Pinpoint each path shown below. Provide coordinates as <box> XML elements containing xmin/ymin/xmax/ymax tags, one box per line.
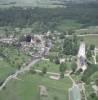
<box><xmin>0</xmin><ymin>58</ymin><xmax>40</xmax><ymax>91</ymax></box>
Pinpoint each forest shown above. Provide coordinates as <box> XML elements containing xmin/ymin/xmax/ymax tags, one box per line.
<box><xmin>0</xmin><ymin>2</ymin><xmax>98</xmax><ymax>32</ymax></box>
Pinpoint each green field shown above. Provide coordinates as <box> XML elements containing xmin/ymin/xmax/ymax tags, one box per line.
<box><xmin>0</xmin><ymin>73</ymin><xmax>72</xmax><ymax>100</ymax></box>
<box><xmin>0</xmin><ymin>46</ymin><xmax>30</xmax><ymax>83</ymax></box>
<box><xmin>0</xmin><ymin>60</ymin><xmax>15</xmax><ymax>81</ymax></box>
<box><xmin>75</xmin><ymin>26</ymin><xmax>98</xmax><ymax>35</ymax></box>
<box><xmin>33</xmin><ymin>60</ymin><xmax>60</xmax><ymax>73</ymax></box>
<box><xmin>81</xmin><ymin>35</ymin><xmax>98</xmax><ymax>48</ymax></box>
<box><xmin>33</xmin><ymin>59</ymin><xmax>73</xmax><ymax>73</ymax></box>
<box><xmin>55</xmin><ymin>20</ymin><xmax>83</xmax><ymax>32</ymax></box>
<box><xmin>96</xmin><ymin>52</ymin><xmax>98</xmax><ymax>62</ymax></box>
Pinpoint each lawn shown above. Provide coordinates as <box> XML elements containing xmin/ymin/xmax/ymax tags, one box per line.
<box><xmin>33</xmin><ymin>58</ymin><xmax>74</xmax><ymax>74</ymax></box>
<box><xmin>33</xmin><ymin>60</ymin><xmax>60</xmax><ymax>73</ymax></box>
<box><xmin>0</xmin><ymin>73</ymin><xmax>72</xmax><ymax>100</ymax></box>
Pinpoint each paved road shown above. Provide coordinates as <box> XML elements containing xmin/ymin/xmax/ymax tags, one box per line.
<box><xmin>0</xmin><ymin>58</ymin><xmax>40</xmax><ymax>91</ymax></box>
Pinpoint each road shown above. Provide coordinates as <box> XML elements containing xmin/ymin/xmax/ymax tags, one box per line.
<box><xmin>0</xmin><ymin>58</ymin><xmax>40</xmax><ymax>91</ymax></box>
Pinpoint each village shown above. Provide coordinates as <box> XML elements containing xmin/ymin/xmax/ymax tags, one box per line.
<box><xmin>0</xmin><ymin>29</ymin><xmax>98</xmax><ymax>100</ymax></box>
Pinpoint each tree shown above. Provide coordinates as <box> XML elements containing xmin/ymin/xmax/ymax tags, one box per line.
<box><xmin>90</xmin><ymin>44</ymin><xmax>95</xmax><ymax>51</ymax></box>
<box><xmin>89</xmin><ymin>93</ymin><xmax>98</xmax><ymax>100</ymax></box>
<box><xmin>71</xmin><ymin>61</ymin><xmax>77</xmax><ymax>72</ymax></box>
<box><xmin>59</xmin><ymin>33</ymin><xmax>65</xmax><ymax>39</ymax></box>
<box><xmin>30</xmin><ymin>69</ymin><xmax>36</xmax><ymax>74</ymax></box>
<box><xmin>86</xmin><ymin>49</ymin><xmax>92</xmax><ymax>59</ymax></box>
<box><xmin>63</xmin><ymin>37</ymin><xmax>72</xmax><ymax>55</ymax></box>
<box><xmin>55</xmin><ymin>57</ymin><xmax>60</xmax><ymax>64</ymax></box>
<box><xmin>59</xmin><ymin>63</ymin><xmax>66</xmax><ymax>73</ymax></box>
<box><xmin>54</xmin><ymin>96</ymin><xmax>59</xmax><ymax>100</ymax></box>
<box><xmin>42</xmin><ymin>67</ymin><xmax>47</xmax><ymax>75</ymax></box>
<box><xmin>95</xmin><ymin>80</ymin><xmax>98</xmax><ymax>86</ymax></box>
<box><xmin>60</xmin><ymin>72</ymin><xmax>64</xmax><ymax>78</ymax></box>
<box><xmin>68</xmin><ymin>29</ymin><xmax>75</xmax><ymax>35</ymax></box>
<box><xmin>63</xmin><ymin>35</ymin><xmax>79</xmax><ymax>56</ymax></box>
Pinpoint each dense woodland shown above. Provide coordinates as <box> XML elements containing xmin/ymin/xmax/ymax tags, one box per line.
<box><xmin>0</xmin><ymin>2</ymin><xmax>98</xmax><ymax>32</ymax></box>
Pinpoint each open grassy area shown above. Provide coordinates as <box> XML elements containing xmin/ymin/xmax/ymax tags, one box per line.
<box><xmin>33</xmin><ymin>60</ymin><xmax>60</xmax><ymax>73</ymax></box>
<box><xmin>0</xmin><ymin>46</ymin><xmax>30</xmax><ymax>83</ymax></box>
<box><xmin>0</xmin><ymin>60</ymin><xmax>16</xmax><ymax>81</ymax></box>
<box><xmin>81</xmin><ymin>35</ymin><xmax>98</xmax><ymax>48</ymax></box>
<box><xmin>96</xmin><ymin>52</ymin><xmax>98</xmax><ymax>63</ymax></box>
<box><xmin>75</xmin><ymin>26</ymin><xmax>98</xmax><ymax>35</ymax></box>
<box><xmin>33</xmin><ymin>58</ymin><xmax>74</xmax><ymax>73</ymax></box>
<box><xmin>55</xmin><ymin>20</ymin><xmax>82</xmax><ymax>32</ymax></box>
<box><xmin>0</xmin><ymin>73</ymin><xmax>72</xmax><ymax>100</ymax></box>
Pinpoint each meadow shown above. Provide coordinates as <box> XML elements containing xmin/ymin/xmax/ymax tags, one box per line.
<box><xmin>0</xmin><ymin>73</ymin><xmax>72</xmax><ymax>100</ymax></box>
<box><xmin>83</xmin><ymin>35</ymin><xmax>98</xmax><ymax>48</ymax></box>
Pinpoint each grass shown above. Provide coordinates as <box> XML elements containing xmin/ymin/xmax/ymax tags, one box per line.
<box><xmin>0</xmin><ymin>60</ymin><xmax>16</xmax><ymax>81</ymax></box>
<box><xmin>33</xmin><ymin>60</ymin><xmax>60</xmax><ymax>73</ymax></box>
<box><xmin>1</xmin><ymin>46</ymin><xmax>30</xmax><ymax>69</ymax></box>
<box><xmin>55</xmin><ymin>20</ymin><xmax>83</xmax><ymax>32</ymax></box>
<box><xmin>75</xmin><ymin>26</ymin><xmax>98</xmax><ymax>35</ymax></box>
<box><xmin>96</xmin><ymin>52</ymin><xmax>98</xmax><ymax>62</ymax></box>
<box><xmin>0</xmin><ymin>73</ymin><xmax>72</xmax><ymax>100</ymax></box>
<box><xmin>0</xmin><ymin>46</ymin><xmax>30</xmax><ymax>82</ymax></box>
<box><xmin>85</xmin><ymin>84</ymin><xmax>94</xmax><ymax>99</ymax></box>
<box><xmin>81</xmin><ymin>35</ymin><xmax>98</xmax><ymax>48</ymax></box>
<box><xmin>33</xmin><ymin>58</ymin><xmax>74</xmax><ymax>73</ymax></box>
